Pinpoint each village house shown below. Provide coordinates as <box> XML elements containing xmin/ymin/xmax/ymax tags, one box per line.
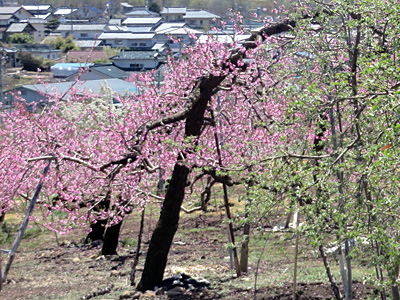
<box><xmin>14</xmin><ymin>44</ymin><xmax>62</xmax><ymax>60</ymax></box>
<box><xmin>27</xmin><ymin>18</ymin><xmax>47</xmax><ymax>42</ymax></box>
<box><xmin>155</xmin><ymin>23</ymin><xmax>201</xmax><ymax>53</ymax></box>
<box><xmin>160</xmin><ymin>7</ymin><xmax>186</xmax><ymax>22</ymax></box>
<box><xmin>122</xmin><ymin>17</ymin><xmax>162</xmax><ymax>29</ymax></box>
<box><xmin>98</xmin><ymin>32</ymin><xmax>156</xmax><ymax>49</ymax></box>
<box><xmin>5</xmin><ymin>22</ymin><xmax>36</xmax><ymax>42</ymax></box>
<box><xmin>22</xmin><ymin>4</ymin><xmax>54</xmax><ymax>16</ymax></box>
<box><xmin>121</xmin><ymin>2</ymin><xmax>134</xmax><ymax>14</ymax></box>
<box><xmin>110</xmin><ymin>50</ymin><xmax>165</xmax><ymax>71</ymax></box>
<box><xmin>56</xmin><ymin>24</ymin><xmax>106</xmax><ymax>40</ymax></box>
<box><xmin>125</xmin><ymin>8</ymin><xmax>160</xmax><ymax>18</ymax></box>
<box><xmin>65</xmin><ymin>64</ymin><xmax>129</xmax><ymax>81</ymax></box>
<box><xmin>183</xmin><ymin>10</ymin><xmax>220</xmax><ymax>29</ymax></box>
<box><xmin>53</xmin><ymin>7</ymin><xmax>77</xmax><ymax>19</ymax></box>
<box><xmin>0</xmin><ymin>7</ymin><xmax>33</xmax><ymax>24</ymax></box>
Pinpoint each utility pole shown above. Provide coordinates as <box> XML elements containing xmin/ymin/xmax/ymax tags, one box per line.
<box><xmin>70</xmin><ymin>5</ymin><xmax>73</xmax><ymax>38</ymax></box>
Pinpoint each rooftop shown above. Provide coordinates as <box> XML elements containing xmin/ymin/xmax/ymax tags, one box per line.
<box><xmin>6</xmin><ymin>22</ymin><xmax>34</xmax><ymax>33</ymax></box>
<box><xmin>0</xmin><ymin>7</ymin><xmax>23</xmax><ymax>15</ymax></box>
<box><xmin>86</xmin><ymin>64</ymin><xmax>128</xmax><ymax>79</ymax></box>
<box><xmin>64</xmin><ymin>50</ymin><xmax>109</xmax><ymax>63</ymax></box>
<box><xmin>125</xmin><ymin>9</ymin><xmax>159</xmax><ymax>17</ymax></box>
<box><xmin>56</xmin><ymin>24</ymin><xmax>106</xmax><ymax>31</ymax></box>
<box><xmin>108</xmin><ymin>18</ymin><xmax>122</xmax><ymax>25</ymax></box>
<box><xmin>74</xmin><ymin>40</ymin><xmax>102</xmax><ymax>48</ymax></box>
<box><xmin>163</xmin><ymin>27</ymin><xmax>202</xmax><ymax>35</ymax></box>
<box><xmin>33</xmin><ymin>13</ymin><xmax>52</xmax><ymax>19</ymax></box>
<box><xmin>184</xmin><ymin>10</ymin><xmax>220</xmax><ymax>19</ymax></box>
<box><xmin>14</xmin><ymin>44</ymin><xmax>60</xmax><ymax>52</ymax></box>
<box><xmin>0</xmin><ymin>15</ymin><xmax>14</xmax><ymax>20</ymax></box>
<box><xmin>155</xmin><ymin>22</ymin><xmax>185</xmax><ymax>33</ymax></box>
<box><xmin>54</xmin><ymin>8</ymin><xmax>78</xmax><ymax>15</ymax></box>
<box><xmin>20</xmin><ymin>78</ymin><xmax>140</xmax><ymax>99</ymax></box>
<box><xmin>122</xmin><ymin>17</ymin><xmax>162</xmax><ymax>25</ymax></box>
<box><xmin>161</xmin><ymin>7</ymin><xmax>187</xmax><ymax>14</ymax></box>
<box><xmin>22</xmin><ymin>5</ymin><xmax>52</xmax><ymax>11</ymax></box>
<box><xmin>127</xmin><ymin>26</ymin><xmax>153</xmax><ymax>33</ymax></box>
<box><xmin>99</xmin><ymin>32</ymin><xmax>155</xmax><ymax>40</ymax></box>
<box><xmin>111</xmin><ymin>50</ymin><xmax>162</xmax><ymax>60</ymax></box>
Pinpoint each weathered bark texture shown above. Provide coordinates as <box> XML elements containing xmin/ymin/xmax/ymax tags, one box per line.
<box><xmin>137</xmin><ymin>75</ymin><xmax>224</xmax><ymax>291</ymax></box>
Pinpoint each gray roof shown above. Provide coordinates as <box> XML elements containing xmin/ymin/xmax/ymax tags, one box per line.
<box><xmin>23</xmin><ymin>5</ymin><xmax>52</xmax><ymax>11</ymax></box>
<box><xmin>56</xmin><ymin>24</ymin><xmax>106</xmax><ymax>31</ymax></box>
<box><xmin>155</xmin><ymin>22</ymin><xmax>185</xmax><ymax>32</ymax></box>
<box><xmin>184</xmin><ymin>10</ymin><xmax>220</xmax><ymax>19</ymax></box>
<box><xmin>28</xmin><ymin>18</ymin><xmax>47</xmax><ymax>24</ymax></box>
<box><xmin>74</xmin><ymin>40</ymin><xmax>102</xmax><ymax>48</ymax></box>
<box><xmin>33</xmin><ymin>13</ymin><xmax>52</xmax><ymax>19</ymax></box>
<box><xmin>108</xmin><ymin>18</ymin><xmax>122</xmax><ymax>25</ymax></box>
<box><xmin>54</xmin><ymin>8</ymin><xmax>77</xmax><ymax>15</ymax></box>
<box><xmin>122</xmin><ymin>17</ymin><xmax>162</xmax><ymax>25</ymax></box>
<box><xmin>87</xmin><ymin>65</ymin><xmax>129</xmax><ymax>78</ymax></box>
<box><xmin>112</xmin><ymin>50</ymin><xmax>160</xmax><ymax>60</ymax></box>
<box><xmin>6</xmin><ymin>22</ymin><xmax>35</xmax><ymax>33</ymax></box>
<box><xmin>121</xmin><ymin>2</ymin><xmax>133</xmax><ymax>8</ymax></box>
<box><xmin>127</xmin><ymin>26</ymin><xmax>153</xmax><ymax>33</ymax></box>
<box><xmin>14</xmin><ymin>43</ymin><xmax>60</xmax><ymax>52</ymax></box>
<box><xmin>20</xmin><ymin>78</ymin><xmax>139</xmax><ymax>99</ymax></box>
<box><xmin>99</xmin><ymin>32</ymin><xmax>155</xmax><ymax>40</ymax></box>
<box><xmin>105</xmin><ymin>25</ymin><xmax>127</xmax><ymax>31</ymax></box>
<box><xmin>161</xmin><ymin>7</ymin><xmax>187</xmax><ymax>14</ymax></box>
<box><xmin>0</xmin><ymin>7</ymin><xmax>22</xmax><ymax>14</ymax></box>
<box><xmin>0</xmin><ymin>15</ymin><xmax>13</xmax><ymax>20</ymax></box>
<box><xmin>125</xmin><ymin>9</ymin><xmax>159</xmax><ymax>17</ymax></box>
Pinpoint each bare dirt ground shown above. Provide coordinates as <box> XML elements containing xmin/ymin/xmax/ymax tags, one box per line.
<box><xmin>0</xmin><ymin>208</ymin><xmax>377</xmax><ymax>300</ymax></box>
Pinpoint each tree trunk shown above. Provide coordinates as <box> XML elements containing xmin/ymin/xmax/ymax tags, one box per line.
<box><xmin>85</xmin><ymin>219</ymin><xmax>107</xmax><ymax>244</ymax></box>
<box><xmin>130</xmin><ymin>206</ymin><xmax>146</xmax><ymax>285</ymax></box>
<box><xmin>319</xmin><ymin>245</ymin><xmax>343</xmax><ymax>300</ymax></box>
<box><xmin>240</xmin><ymin>222</ymin><xmax>250</xmax><ymax>273</ymax></box>
<box><xmin>391</xmin><ymin>265</ymin><xmax>400</xmax><ymax>300</ymax></box>
<box><xmin>102</xmin><ymin>220</ymin><xmax>123</xmax><ymax>255</ymax></box>
<box><xmin>2</xmin><ymin>160</ymin><xmax>51</xmax><ymax>283</ymax></box>
<box><xmin>85</xmin><ymin>196</ymin><xmax>110</xmax><ymax>244</ymax></box>
<box><xmin>137</xmin><ymin>75</ymin><xmax>225</xmax><ymax>291</ymax></box>
<box><xmin>137</xmin><ymin>163</ymin><xmax>190</xmax><ymax>291</ymax></box>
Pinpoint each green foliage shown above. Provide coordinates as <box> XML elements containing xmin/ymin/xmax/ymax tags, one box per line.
<box><xmin>44</xmin><ymin>19</ymin><xmax>60</xmax><ymax>35</ymax></box>
<box><xmin>91</xmin><ymin>46</ymin><xmax>119</xmax><ymax>63</ymax></box>
<box><xmin>9</xmin><ymin>33</ymin><xmax>34</xmax><ymax>44</ymax></box>
<box><xmin>19</xmin><ymin>52</ymin><xmax>54</xmax><ymax>71</ymax></box>
<box><xmin>51</xmin><ymin>35</ymin><xmax>80</xmax><ymax>53</ymax></box>
<box><xmin>148</xmin><ymin>2</ymin><xmax>161</xmax><ymax>14</ymax></box>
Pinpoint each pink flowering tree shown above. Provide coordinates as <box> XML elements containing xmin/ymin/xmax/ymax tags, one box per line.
<box><xmin>2</xmin><ymin>0</ymin><xmax>400</xmax><ymax>297</ymax></box>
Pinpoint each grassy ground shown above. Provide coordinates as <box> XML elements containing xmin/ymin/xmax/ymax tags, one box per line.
<box><xmin>0</xmin><ymin>196</ymin><xmax>378</xmax><ymax>300</ymax></box>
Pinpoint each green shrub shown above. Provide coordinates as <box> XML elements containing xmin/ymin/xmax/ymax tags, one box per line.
<box><xmin>9</xmin><ymin>33</ymin><xmax>34</xmax><ymax>44</ymax></box>
<box><xmin>20</xmin><ymin>52</ymin><xmax>54</xmax><ymax>71</ymax></box>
